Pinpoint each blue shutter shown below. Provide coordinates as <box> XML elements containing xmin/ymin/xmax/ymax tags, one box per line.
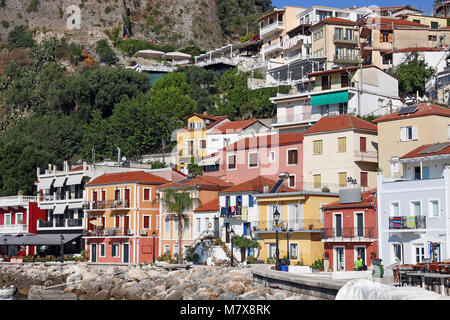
<box><xmin>249</xmin><ymin>195</ymin><xmax>254</xmax><ymax>207</ymax></box>
<box><xmin>243</xmin><ymin>223</ymin><xmax>247</xmax><ymax>235</ymax></box>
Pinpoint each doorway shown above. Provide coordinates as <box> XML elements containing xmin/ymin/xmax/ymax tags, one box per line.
<box><xmin>123</xmin><ymin>243</ymin><xmax>129</xmax><ymax>263</ymax></box>
<box><xmin>91</xmin><ymin>243</ymin><xmax>97</xmax><ymax>263</ymax></box>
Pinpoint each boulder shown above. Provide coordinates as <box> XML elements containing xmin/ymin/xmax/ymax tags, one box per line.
<box><xmin>165</xmin><ymin>289</ymin><xmax>183</xmax><ymax>300</ymax></box>
<box><xmin>218</xmin><ymin>291</ymin><xmax>237</xmax><ymax>300</ymax></box>
<box><xmin>239</xmin><ymin>290</ymin><xmax>267</xmax><ymax>300</ymax></box>
<box><xmin>226</xmin><ymin>281</ymin><xmax>245</xmax><ymax>295</ymax></box>
<box><xmin>125</xmin><ymin>268</ymin><xmax>149</xmax><ymax>282</ymax></box>
<box><xmin>93</xmin><ymin>290</ymin><xmax>111</xmax><ymax>300</ymax></box>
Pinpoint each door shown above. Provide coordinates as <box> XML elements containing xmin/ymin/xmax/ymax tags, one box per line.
<box><xmin>355</xmin><ymin>212</ymin><xmax>364</xmax><ymax>237</ymax></box>
<box><xmin>93</xmin><ymin>191</ymin><xmax>98</xmax><ymax>202</ymax></box>
<box><xmin>225</xmin><ymin>223</ymin><xmax>230</xmax><ymax>243</ymax></box>
<box><xmin>335</xmin><ymin>247</ymin><xmax>345</xmax><ymax>271</ymax></box>
<box><xmin>214</xmin><ymin>217</ymin><xmax>219</xmax><ymax>238</ymax></box>
<box><xmin>124</xmin><ymin>215</ymin><xmax>129</xmax><ymax>235</ymax></box>
<box><xmin>123</xmin><ymin>243</ymin><xmax>129</xmax><ymax>263</ymax></box>
<box><xmin>124</xmin><ymin>189</ymin><xmax>130</xmax><ymax>207</ymax></box>
<box><xmin>91</xmin><ymin>243</ymin><xmax>97</xmax><ymax>263</ymax></box>
<box><xmin>356</xmin><ymin>247</ymin><xmax>366</xmax><ymax>265</ymax></box>
<box><xmin>335</xmin><ymin>214</ymin><xmax>342</xmax><ymax>237</ymax></box>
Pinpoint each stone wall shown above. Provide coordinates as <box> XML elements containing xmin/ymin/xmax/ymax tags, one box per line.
<box><xmin>0</xmin><ymin>262</ymin><xmax>308</xmax><ymax>300</ymax></box>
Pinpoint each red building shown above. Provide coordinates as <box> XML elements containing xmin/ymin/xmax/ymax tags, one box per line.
<box><xmin>322</xmin><ymin>188</ymin><xmax>378</xmax><ymax>271</ymax></box>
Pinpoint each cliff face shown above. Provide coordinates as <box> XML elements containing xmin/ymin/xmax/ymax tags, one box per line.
<box><xmin>0</xmin><ymin>0</ymin><xmax>225</xmax><ymax>50</ymax></box>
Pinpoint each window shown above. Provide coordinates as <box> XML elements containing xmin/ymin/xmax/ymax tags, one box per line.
<box><xmin>431</xmin><ymin>21</ymin><xmax>439</xmax><ymax>29</ymax></box>
<box><xmin>205</xmin><ymin>217</ymin><xmax>210</xmax><ymax>230</ymax></box>
<box><xmin>143</xmin><ymin>188</ymin><xmax>151</xmax><ymax>201</ymax></box>
<box><xmin>429</xmin><ymin>35</ymin><xmax>437</xmax><ymax>41</ymax></box>
<box><xmin>391</xmin><ymin>157</ymin><xmax>400</xmax><ymax>174</ymax></box>
<box><xmin>112</xmin><ymin>244</ymin><xmax>120</xmax><ymax>257</ymax></box>
<box><xmin>313</xmin><ymin>174</ymin><xmax>321</xmax><ymax>189</ymax></box>
<box><xmin>360</xmin><ymin>172</ymin><xmax>368</xmax><ymax>187</ymax></box>
<box><xmin>114</xmin><ymin>189</ymin><xmax>120</xmax><ymax>201</ymax></box>
<box><xmin>164</xmin><ymin>218</ymin><xmax>170</xmax><ymax>233</ymax></box>
<box><xmin>321</xmin><ymin>75</ymin><xmax>330</xmax><ymax>90</ymax></box>
<box><xmin>4</xmin><ymin>214</ymin><xmax>11</xmax><ymax>225</ymax></box>
<box><xmin>115</xmin><ymin>216</ymin><xmax>120</xmax><ymax>228</ymax></box>
<box><xmin>143</xmin><ymin>216</ymin><xmax>150</xmax><ymax>229</ymax></box>
<box><xmin>199</xmin><ymin>139</ymin><xmax>207</xmax><ymax>149</ymax></box>
<box><xmin>289</xmin><ymin>243</ymin><xmax>298</xmax><ymax>260</ymax></box>
<box><xmin>268</xmin><ymin>243</ymin><xmax>277</xmax><ymax>259</ymax></box>
<box><xmin>269</xmin><ymin>151</ymin><xmax>275</xmax><ymax>163</ymax></box>
<box><xmin>196</xmin><ymin>218</ymin><xmax>201</xmax><ymax>233</ymax></box>
<box><xmin>415</xmin><ymin>245</ymin><xmax>425</xmax><ymax>263</ymax></box>
<box><xmin>413</xmin><ymin>19</ymin><xmax>421</xmax><ymax>24</ymax></box>
<box><xmin>338</xmin><ymin>137</ymin><xmax>346</xmax><ymax>153</ymax></box>
<box><xmin>248</xmin><ymin>152</ymin><xmax>259</xmax><ymax>168</ymax></box>
<box><xmin>184</xmin><ymin>218</ymin><xmax>190</xmax><ymax>235</ymax></box>
<box><xmin>391</xmin><ymin>202</ymin><xmax>399</xmax><ymax>217</ymax></box>
<box><xmin>313</xmin><ymin>140</ymin><xmax>323</xmax><ymax>155</ymax></box>
<box><xmin>100</xmin><ymin>243</ymin><xmax>105</xmax><ymax>257</ymax></box>
<box><xmin>400</xmin><ymin>126</ymin><xmax>417</xmax><ymax>141</ymax></box>
<box><xmin>288</xmin><ymin>175</ymin><xmax>296</xmax><ymax>188</ymax></box>
<box><xmin>287</xmin><ymin>149</ymin><xmax>298</xmax><ymax>165</ymax></box>
<box><xmin>338</xmin><ymin>172</ymin><xmax>347</xmax><ymax>187</ymax></box>
<box><xmin>92</xmin><ymin>191</ymin><xmax>98</xmax><ymax>202</ymax></box>
<box><xmin>173</xmin><ymin>219</ymin><xmax>179</xmax><ymax>235</ymax></box>
<box><xmin>101</xmin><ymin>190</ymin><xmax>106</xmax><ymax>201</ymax></box>
<box><xmin>393</xmin><ymin>244</ymin><xmax>402</xmax><ymax>262</ymax></box>
<box><xmin>163</xmin><ymin>244</ymin><xmax>170</xmax><ymax>253</ymax></box>
<box><xmin>227</xmin><ymin>154</ymin><xmax>237</xmax><ymax>170</ymax></box>
<box><xmin>16</xmin><ymin>213</ymin><xmax>23</xmax><ymax>224</ymax></box>
<box><xmin>411</xmin><ymin>201</ymin><xmax>421</xmax><ymax>216</ymax></box>
<box><xmin>341</xmin><ymin>73</ymin><xmax>349</xmax><ymax>87</ymax></box>
<box><xmin>430</xmin><ymin>200</ymin><xmax>439</xmax><ymax>217</ymax></box>
<box><xmin>360</xmin><ymin>137</ymin><xmax>367</xmax><ymax>152</ymax></box>
<box><xmin>339</xmin><ymin>102</ymin><xmax>347</xmax><ymax>114</ymax></box>
<box><xmin>223</xmin><ymin>138</ymin><xmax>231</xmax><ymax>147</ymax></box>
<box><xmin>380</xmin><ymin>32</ymin><xmax>392</xmax><ymax>43</ymax></box>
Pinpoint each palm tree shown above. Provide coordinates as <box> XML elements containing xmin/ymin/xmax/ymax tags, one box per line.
<box><xmin>154</xmin><ymin>188</ymin><xmax>201</xmax><ymax>264</ymax></box>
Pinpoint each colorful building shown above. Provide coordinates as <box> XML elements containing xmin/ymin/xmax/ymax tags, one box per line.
<box><xmin>157</xmin><ymin>175</ymin><xmax>233</xmax><ymax>259</ymax></box>
<box><xmin>176</xmin><ymin>113</ymin><xmax>229</xmax><ymax>174</ymax></box>
<box><xmin>373</xmin><ymin>102</ymin><xmax>450</xmax><ymax>179</ymax></box>
<box><xmin>200</xmin><ymin>132</ymin><xmax>303</xmax><ymax>189</ymax></box>
<box><xmin>322</xmin><ymin>188</ymin><xmax>378</xmax><ymax>271</ymax></box>
<box><xmin>83</xmin><ymin>171</ymin><xmax>169</xmax><ymax>263</ymax></box>
<box><xmin>302</xmin><ymin>114</ymin><xmax>379</xmax><ymax>192</ymax></box>
<box><xmin>254</xmin><ymin>188</ymin><xmax>338</xmax><ymax>266</ymax></box>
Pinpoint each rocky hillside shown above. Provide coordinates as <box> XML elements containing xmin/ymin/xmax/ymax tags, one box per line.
<box><xmin>0</xmin><ymin>0</ymin><xmax>225</xmax><ymax>50</ymax></box>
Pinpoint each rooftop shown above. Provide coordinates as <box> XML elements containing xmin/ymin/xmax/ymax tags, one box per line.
<box><xmin>157</xmin><ymin>175</ymin><xmax>233</xmax><ymax>190</ymax></box>
<box><xmin>400</xmin><ymin>142</ymin><xmax>450</xmax><ymax>160</ymax></box>
<box><xmin>364</xmin><ymin>17</ymin><xmax>428</xmax><ymax>28</ymax></box>
<box><xmin>193</xmin><ymin>197</ymin><xmax>219</xmax><ymax>212</ymax></box>
<box><xmin>372</xmin><ymin>103</ymin><xmax>450</xmax><ymax>123</ymax></box>
<box><xmin>220</xmin><ymin>132</ymin><xmax>303</xmax><ymax>152</ymax></box>
<box><xmin>220</xmin><ymin>176</ymin><xmax>298</xmax><ymax>194</ymax></box>
<box><xmin>303</xmin><ymin>115</ymin><xmax>377</xmax><ymax>135</ymax></box>
<box><xmin>322</xmin><ymin>188</ymin><xmax>376</xmax><ymax>209</ymax></box>
<box><xmin>209</xmin><ymin>119</ymin><xmax>262</xmax><ymax>134</ymax></box>
<box><xmin>87</xmin><ymin>171</ymin><xmax>169</xmax><ymax>186</ymax></box>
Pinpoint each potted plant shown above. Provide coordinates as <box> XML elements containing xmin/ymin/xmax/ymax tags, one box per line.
<box><xmin>308</xmin><ymin>224</ymin><xmax>313</xmax><ymax>230</ymax></box>
<box><xmin>80</xmin><ymin>250</ymin><xmax>86</xmax><ymax>262</ymax></box>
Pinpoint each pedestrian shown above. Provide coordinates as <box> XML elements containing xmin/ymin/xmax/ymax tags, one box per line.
<box><xmin>355</xmin><ymin>255</ymin><xmax>363</xmax><ymax>271</ymax></box>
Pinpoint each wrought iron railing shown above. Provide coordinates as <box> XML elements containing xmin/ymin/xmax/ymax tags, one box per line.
<box><xmin>322</xmin><ymin>227</ymin><xmax>375</xmax><ymax>240</ymax></box>
<box><xmin>83</xmin><ymin>228</ymin><xmax>134</xmax><ymax>237</ymax></box>
<box><xmin>252</xmin><ymin>219</ymin><xmax>322</xmax><ymax>232</ymax></box>
<box><xmin>83</xmin><ymin>200</ymin><xmax>130</xmax><ymax>210</ymax></box>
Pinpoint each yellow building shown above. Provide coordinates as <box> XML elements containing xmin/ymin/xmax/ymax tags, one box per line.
<box><xmin>258</xmin><ymin>6</ymin><xmax>306</xmax><ymax>61</ymax></box>
<box><xmin>176</xmin><ymin>113</ymin><xmax>229</xmax><ymax>174</ymax></box>
<box><xmin>254</xmin><ymin>190</ymin><xmax>338</xmax><ymax>266</ymax></box>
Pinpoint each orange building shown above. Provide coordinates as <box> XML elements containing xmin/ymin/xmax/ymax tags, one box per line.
<box><xmin>83</xmin><ymin>171</ymin><xmax>169</xmax><ymax>263</ymax></box>
<box><xmin>157</xmin><ymin>175</ymin><xmax>233</xmax><ymax>259</ymax></box>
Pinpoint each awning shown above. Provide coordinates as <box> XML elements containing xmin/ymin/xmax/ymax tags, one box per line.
<box><xmin>162</xmin><ymin>51</ymin><xmax>191</xmax><ymax>60</ymax></box>
<box><xmin>134</xmin><ymin>49</ymin><xmax>165</xmax><ymax>59</ymax></box>
<box><xmin>68</xmin><ymin>202</ymin><xmax>83</xmax><ymax>209</ymax></box>
<box><xmin>198</xmin><ymin>157</ymin><xmax>219</xmax><ymax>166</ymax></box>
<box><xmin>310</xmin><ymin>91</ymin><xmax>348</xmax><ymax>106</ymax></box>
<box><xmin>53</xmin><ymin>204</ymin><xmax>67</xmax><ymax>215</ymax></box>
<box><xmin>39</xmin><ymin>178</ymin><xmax>54</xmax><ymax>190</ymax></box>
<box><xmin>39</xmin><ymin>204</ymin><xmax>55</xmax><ymax>210</ymax></box>
<box><xmin>53</xmin><ymin>176</ymin><xmax>67</xmax><ymax>188</ymax></box>
<box><xmin>0</xmin><ymin>233</ymin><xmax>80</xmax><ymax>246</ymax></box>
<box><xmin>66</xmin><ymin>175</ymin><xmax>83</xmax><ymax>186</ymax></box>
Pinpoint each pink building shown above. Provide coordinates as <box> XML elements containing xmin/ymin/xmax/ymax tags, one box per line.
<box><xmin>322</xmin><ymin>188</ymin><xmax>378</xmax><ymax>271</ymax></box>
<box><xmin>200</xmin><ymin>132</ymin><xmax>303</xmax><ymax>189</ymax></box>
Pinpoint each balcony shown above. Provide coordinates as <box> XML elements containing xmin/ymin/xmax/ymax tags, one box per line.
<box><xmin>0</xmin><ymin>195</ymin><xmax>37</xmax><ymax>208</ymax></box>
<box><xmin>333</xmin><ymin>54</ymin><xmax>360</xmax><ymax>65</ymax></box>
<box><xmin>83</xmin><ymin>228</ymin><xmax>134</xmax><ymax>237</ymax></box>
<box><xmin>220</xmin><ymin>206</ymin><xmax>243</xmax><ymax>220</ymax></box>
<box><xmin>389</xmin><ymin>216</ymin><xmax>426</xmax><ymax>231</ymax></box>
<box><xmin>0</xmin><ymin>223</ymin><xmax>28</xmax><ymax>234</ymax></box>
<box><xmin>322</xmin><ymin>227</ymin><xmax>375</xmax><ymax>242</ymax></box>
<box><xmin>83</xmin><ymin>200</ymin><xmax>130</xmax><ymax>211</ymax></box>
<box><xmin>354</xmin><ymin>150</ymin><xmax>378</xmax><ymax>163</ymax></box>
<box><xmin>260</xmin><ymin>20</ymin><xmax>284</xmax><ymax>37</ymax></box>
<box><xmin>275</xmin><ymin>112</ymin><xmax>323</xmax><ymax>126</ymax></box>
<box><xmin>253</xmin><ymin>219</ymin><xmax>322</xmax><ymax>233</ymax></box>
<box><xmin>333</xmin><ymin>34</ymin><xmax>359</xmax><ymax>45</ymax></box>
<box><xmin>284</xmin><ymin>53</ymin><xmax>311</xmax><ymax>64</ymax></box>
<box><xmin>37</xmin><ymin>218</ymin><xmax>83</xmax><ymax>230</ymax></box>
<box><xmin>263</xmin><ymin>42</ymin><xmax>283</xmax><ymax>55</ymax></box>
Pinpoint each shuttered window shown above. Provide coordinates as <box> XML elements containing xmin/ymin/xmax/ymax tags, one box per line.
<box><xmin>143</xmin><ymin>188</ymin><xmax>151</xmax><ymax>201</ymax></box>
<box><xmin>361</xmin><ymin>172</ymin><xmax>368</xmax><ymax>187</ymax></box>
<box><xmin>227</xmin><ymin>154</ymin><xmax>236</xmax><ymax>170</ymax></box>
<box><xmin>143</xmin><ymin>216</ymin><xmax>150</xmax><ymax>229</ymax></box>
<box><xmin>313</xmin><ymin>140</ymin><xmax>323</xmax><ymax>155</ymax></box>
<box><xmin>313</xmin><ymin>174</ymin><xmax>321</xmax><ymax>188</ymax></box>
<box><xmin>338</xmin><ymin>137</ymin><xmax>346</xmax><ymax>153</ymax></box>
<box><xmin>287</xmin><ymin>149</ymin><xmax>298</xmax><ymax>165</ymax></box>
<box><xmin>360</xmin><ymin>137</ymin><xmax>367</xmax><ymax>152</ymax></box>
<box><xmin>338</xmin><ymin>172</ymin><xmax>347</xmax><ymax>187</ymax></box>
<box><xmin>248</xmin><ymin>152</ymin><xmax>259</xmax><ymax>168</ymax></box>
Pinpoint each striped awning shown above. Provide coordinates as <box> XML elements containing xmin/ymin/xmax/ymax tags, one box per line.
<box><xmin>198</xmin><ymin>157</ymin><xmax>219</xmax><ymax>166</ymax></box>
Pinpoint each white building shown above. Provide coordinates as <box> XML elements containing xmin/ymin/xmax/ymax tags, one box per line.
<box><xmin>377</xmin><ymin>142</ymin><xmax>450</xmax><ymax>266</ymax></box>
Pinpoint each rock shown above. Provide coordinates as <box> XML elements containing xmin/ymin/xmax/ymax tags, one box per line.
<box><xmin>165</xmin><ymin>289</ymin><xmax>183</xmax><ymax>300</ymax></box>
<box><xmin>165</xmin><ymin>278</ymin><xmax>180</xmax><ymax>290</ymax></box>
<box><xmin>226</xmin><ymin>281</ymin><xmax>245</xmax><ymax>295</ymax></box>
<box><xmin>269</xmin><ymin>292</ymin><xmax>287</xmax><ymax>300</ymax></box>
<box><xmin>93</xmin><ymin>290</ymin><xmax>110</xmax><ymax>300</ymax></box>
<box><xmin>218</xmin><ymin>291</ymin><xmax>237</xmax><ymax>300</ymax></box>
<box><xmin>239</xmin><ymin>290</ymin><xmax>267</xmax><ymax>300</ymax></box>
<box><xmin>125</xmin><ymin>268</ymin><xmax>149</xmax><ymax>282</ymax></box>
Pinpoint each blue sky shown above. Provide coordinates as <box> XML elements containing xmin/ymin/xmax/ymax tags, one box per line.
<box><xmin>271</xmin><ymin>1</ymin><xmax>435</xmax><ymax>15</ymax></box>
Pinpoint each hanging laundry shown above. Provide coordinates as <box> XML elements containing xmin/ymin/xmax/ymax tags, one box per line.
<box><xmin>241</xmin><ymin>207</ymin><xmax>248</xmax><ymax>222</ymax></box>
<box><xmin>231</xmin><ymin>206</ymin><xmax>235</xmax><ymax>214</ymax></box>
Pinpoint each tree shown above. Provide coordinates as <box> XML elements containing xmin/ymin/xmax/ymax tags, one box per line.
<box><xmin>391</xmin><ymin>53</ymin><xmax>435</xmax><ymax>98</ymax></box>
<box><xmin>95</xmin><ymin>40</ymin><xmax>117</xmax><ymax>65</ymax></box>
<box><xmin>232</xmin><ymin>235</ymin><xmax>260</xmax><ymax>263</ymax></box>
<box><xmin>7</xmin><ymin>26</ymin><xmax>35</xmax><ymax>49</ymax></box>
<box><xmin>153</xmin><ymin>189</ymin><xmax>201</xmax><ymax>263</ymax></box>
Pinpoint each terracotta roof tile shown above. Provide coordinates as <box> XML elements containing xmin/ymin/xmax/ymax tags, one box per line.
<box><xmin>400</xmin><ymin>142</ymin><xmax>450</xmax><ymax>159</ymax></box>
<box><xmin>322</xmin><ymin>188</ymin><xmax>377</xmax><ymax>209</ymax></box>
<box><xmin>303</xmin><ymin>115</ymin><xmax>377</xmax><ymax>135</ymax></box>
<box><xmin>222</xmin><ymin>132</ymin><xmax>303</xmax><ymax>152</ymax></box>
<box><xmin>373</xmin><ymin>103</ymin><xmax>450</xmax><ymax>123</ymax></box>
<box><xmin>158</xmin><ymin>175</ymin><xmax>233</xmax><ymax>190</ymax></box>
<box><xmin>193</xmin><ymin>197</ymin><xmax>220</xmax><ymax>212</ymax></box>
<box><xmin>220</xmin><ymin>176</ymin><xmax>298</xmax><ymax>194</ymax></box>
<box><xmin>87</xmin><ymin>171</ymin><xmax>169</xmax><ymax>186</ymax></box>
<box><xmin>210</xmin><ymin>119</ymin><xmax>260</xmax><ymax>134</ymax></box>
<box><xmin>364</xmin><ymin>17</ymin><xmax>428</xmax><ymax>28</ymax></box>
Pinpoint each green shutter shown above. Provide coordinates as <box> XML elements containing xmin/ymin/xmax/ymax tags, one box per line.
<box><xmin>310</xmin><ymin>91</ymin><xmax>348</xmax><ymax>106</ymax></box>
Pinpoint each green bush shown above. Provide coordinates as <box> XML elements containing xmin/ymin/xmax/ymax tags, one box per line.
<box><xmin>8</xmin><ymin>25</ymin><xmax>35</xmax><ymax>49</ymax></box>
<box><xmin>1</xmin><ymin>20</ymin><xmax>9</xmax><ymax>29</ymax></box>
<box><xmin>26</xmin><ymin>0</ymin><xmax>40</xmax><ymax>12</ymax></box>
<box><xmin>311</xmin><ymin>258</ymin><xmax>324</xmax><ymax>271</ymax></box>
<box><xmin>95</xmin><ymin>39</ymin><xmax>116</xmax><ymax>65</ymax></box>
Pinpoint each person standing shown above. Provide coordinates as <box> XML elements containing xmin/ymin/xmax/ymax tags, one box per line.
<box><xmin>355</xmin><ymin>255</ymin><xmax>363</xmax><ymax>271</ymax></box>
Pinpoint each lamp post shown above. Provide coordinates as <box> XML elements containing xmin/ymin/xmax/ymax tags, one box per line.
<box><xmin>152</xmin><ymin>231</ymin><xmax>156</xmax><ymax>263</ymax></box>
<box><xmin>60</xmin><ymin>234</ymin><xmax>64</xmax><ymax>264</ymax></box>
<box><xmin>273</xmin><ymin>208</ymin><xmax>281</xmax><ymax>271</ymax></box>
<box><xmin>230</xmin><ymin>228</ymin><xmax>235</xmax><ymax>267</ymax></box>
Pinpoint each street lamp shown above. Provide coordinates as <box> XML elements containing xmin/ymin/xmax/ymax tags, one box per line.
<box><xmin>230</xmin><ymin>228</ymin><xmax>235</xmax><ymax>267</ymax></box>
<box><xmin>273</xmin><ymin>207</ymin><xmax>281</xmax><ymax>271</ymax></box>
<box><xmin>152</xmin><ymin>231</ymin><xmax>156</xmax><ymax>263</ymax></box>
<box><xmin>60</xmin><ymin>234</ymin><xmax>65</xmax><ymax>264</ymax></box>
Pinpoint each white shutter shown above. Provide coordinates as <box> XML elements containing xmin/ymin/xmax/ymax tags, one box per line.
<box><xmin>412</xmin><ymin>126</ymin><xmax>418</xmax><ymax>140</ymax></box>
<box><xmin>219</xmin><ymin>196</ymin><xmax>226</xmax><ymax>207</ymax></box>
<box><xmin>230</xmin><ymin>196</ymin><xmax>236</xmax><ymax>206</ymax></box>
<box><xmin>400</xmin><ymin>127</ymin><xmax>407</xmax><ymax>141</ymax></box>
<box><xmin>242</xmin><ymin>195</ymin><xmax>249</xmax><ymax>207</ymax></box>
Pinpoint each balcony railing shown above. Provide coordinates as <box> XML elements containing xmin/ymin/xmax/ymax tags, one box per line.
<box><xmin>389</xmin><ymin>216</ymin><xmax>426</xmax><ymax>230</ymax></box>
<box><xmin>0</xmin><ymin>224</ymin><xmax>28</xmax><ymax>234</ymax></box>
<box><xmin>322</xmin><ymin>227</ymin><xmax>375</xmax><ymax>241</ymax></box>
<box><xmin>83</xmin><ymin>228</ymin><xmax>134</xmax><ymax>237</ymax></box>
<box><xmin>263</xmin><ymin>42</ymin><xmax>283</xmax><ymax>55</ymax></box>
<box><xmin>253</xmin><ymin>219</ymin><xmax>322</xmax><ymax>232</ymax></box>
<box><xmin>333</xmin><ymin>34</ymin><xmax>359</xmax><ymax>44</ymax></box>
<box><xmin>83</xmin><ymin>200</ymin><xmax>130</xmax><ymax>211</ymax></box>
<box><xmin>38</xmin><ymin>218</ymin><xmax>83</xmax><ymax>229</ymax></box>
<box><xmin>353</xmin><ymin>150</ymin><xmax>378</xmax><ymax>162</ymax></box>
<box><xmin>260</xmin><ymin>20</ymin><xmax>284</xmax><ymax>36</ymax></box>
<box><xmin>0</xmin><ymin>195</ymin><xmax>37</xmax><ymax>207</ymax></box>
<box><xmin>333</xmin><ymin>54</ymin><xmax>360</xmax><ymax>64</ymax></box>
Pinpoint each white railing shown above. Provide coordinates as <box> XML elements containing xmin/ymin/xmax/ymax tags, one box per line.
<box><xmin>275</xmin><ymin>112</ymin><xmax>323</xmax><ymax>125</ymax></box>
<box><xmin>263</xmin><ymin>42</ymin><xmax>283</xmax><ymax>55</ymax></box>
<box><xmin>284</xmin><ymin>54</ymin><xmax>311</xmax><ymax>64</ymax></box>
<box><xmin>37</xmin><ymin>218</ymin><xmax>83</xmax><ymax>230</ymax></box>
<box><xmin>133</xmin><ymin>63</ymin><xmax>176</xmax><ymax>73</ymax></box>
<box><xmin>260</xmin><ymin>20</ymin><xmax>284</xmax><ymax>36</ymax></box>
<box><xmin>0</xmin><ymin>224</ymin><xmax>28</xmax><ymax>234</ymax></box>
<box><xmin>0</xmin><ymin>195</ymin><xmax>36</xmax><ymax>207</ymax></box>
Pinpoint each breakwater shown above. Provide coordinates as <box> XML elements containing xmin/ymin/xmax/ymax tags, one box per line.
<box><xmin>0</xmin><ymin>262</ymin><xmax>309</xmax><ymax>300</ymax></box>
